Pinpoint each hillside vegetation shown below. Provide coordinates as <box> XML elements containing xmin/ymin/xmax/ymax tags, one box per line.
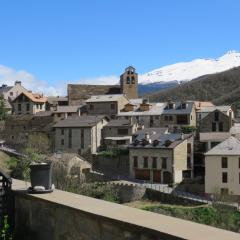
<box><xmin>147</xmin><ymin>66</ymin><xmax>240</xmax><ymax>107</ymax></box>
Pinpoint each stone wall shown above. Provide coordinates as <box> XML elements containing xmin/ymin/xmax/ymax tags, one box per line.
<box><xmin>12</xmin><ymin>179</ymin><xmax>240</xmax><ymax>240</ymax></box>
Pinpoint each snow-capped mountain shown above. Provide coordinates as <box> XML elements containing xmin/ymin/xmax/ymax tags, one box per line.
<box><xmin>139</xmin><ymin>50</ymin><xmax>240</xmax><ymax>85</ymax></box>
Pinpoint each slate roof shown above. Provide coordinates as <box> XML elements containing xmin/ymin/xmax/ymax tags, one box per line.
<box><xmin>118</xmin><ymin>103</ymin><xmax>165</xmax><ymax>116</ymax></box>
<box><xmin>0</xmin><ymin>85</ymin><xmax>12</xmax><ymax>96</ymax></box>
<box><xmin>162</xmin><ymin>101</ymin><xmax>194</xmax><ymax>115</ymax></box>
<box><xmin>105</xmin><ymin>119</ymin><xmax>132</xmax><ymax>127</ymax></box>
<box><xmin>199</xmin><ymin>132</ymin><xmax>231</xmax><ymax>142</ymax></box>
<box><xmin>54</xmin><ymin>105</ymin><xmax>82</xmax><ymax>113</ymax></box>
<box><xmin>205</xmin><ymin>136</ymin><xmax>240</xmax><ymax>156</ymax></box>
<box><xmin>130</xmin><ymin>133</ymin><xmax>192</xmax><ymax>149</ymax></box>
<box><xmin>86</xmin><ymin>94</ymin><xmax>127</xmax><ymax>103</ymax></box>
<box><xmin>47</xmin><ymin>96</ymin><xmax>68</xmax><ymax>104</ymax></box>
<box><xmin>133</xmin><ymin>128</ymin><xmax>168</xmax><ymax>141</ymax></box>
<box><xmin>53</xmin><ymin>115</ymin><xmax>107</xmax><ymax>128</ymax></box>
<box><xmin>197</xmin><ymin>106</ymin><xmax>231</xmax><ymax>113</ymax></box>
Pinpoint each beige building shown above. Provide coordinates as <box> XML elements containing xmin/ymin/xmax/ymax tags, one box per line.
<box><xmin>86</xmin><ymin>94</ymin><xmax>129</xmax><ymax>118</ymax></box>
<box><xmin>52</xmin><ymin>105</ymin><xmax>84</xmax><ymax>122</ymax></box>
<box><xmin>205</xmin><ymin>137</ymin><xmax>240</xmax><ymax>196</ymax></box>
<box><xmin>129</xmin><ymin>133</ymin><xmax>193</xmax><ymax>183</ymax></box>
<box><xmin>11</xmin><ymin>91</ymin><xmax>47</xmax><ymax>115</ymax></box>
<box><xmin>53</xmin><ymin>115</ymin><xmax>108</xmax><ymax>154</ymax></box>
<box><xmin>102</xmin><ymin>119</ymin><xmax>138</xmax><ymax>149</ymax></box>
<box><xmin>118</xmin><ymin>100</ymin><xmax>196</xmax><ymax>130</ymax></box>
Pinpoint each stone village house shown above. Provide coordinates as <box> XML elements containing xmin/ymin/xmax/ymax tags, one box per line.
<box><xmin>11</xmin><ymin>91</ymin><xmax>47</xmax><ymax>115</ymax></box>
<box><xmin>86</xmin><ymin>94</ymin><xmax>129</xmax><ymax>118</ymax></box>
<box><xmin>102</xmin><ymin>119</ymin><xmax>138</xmax><ymax>149</ymax></box>
<box><xmin>205</xmin><ymin>136</ymin><xmax>240</xmax><ymax>198</ymax></box>
<box><xmin>53</xmin><ymin>115</ymin><xmax>108</xmax><ymax>155</ymax></box>
<box><xmin>129</xmin><ymin>132</ymin><xmax>193</xmax><ymax>183</ymax></box>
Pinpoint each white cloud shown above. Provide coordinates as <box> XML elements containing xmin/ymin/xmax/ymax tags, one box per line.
<box><xmin>76</xmin><ymin>75</ymin><xmax>119</xmax><ymax>85</ymax></box>
<box><xmin>0</xmin><ymin>64</ymin><xmax>119</xmax><ymax>96</ymax></box>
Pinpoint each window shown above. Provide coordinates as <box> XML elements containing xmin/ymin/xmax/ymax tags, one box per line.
<box><xmin>177</xmin><ymin>115</ymin><xmax>188</xmax><ymax>124</ymax></box>
<box><xmin>152</xmin><ymin>157</ymin><xmax>157</xmax><ymax>169</ymax></box>
<box><xmin>214</xmin><ymin>112</ymin><xmax>219</xmax><ymax>121</ymax></box>
<box><xmin>187</xmin><ymin>143</ymin><xmax>191</xmax><ymax>154</ymax></box>
<box><xmin>164</xmin><ymin>115</ymin><xmax>168</xmax><ymax>121</ymax></box>
<box><xmin>168</xmin><ymin>103</ymin><xmax>173</xmax><ymax>109</ymax></box>
<box><xmin>169</xmin><ymin>115</ymin><xmax>173</xmax><ymax>121</ymax></box>
<box><xmin>90</xmin><ymin>104</ymin><xmax>94</xmax><ymax>110</ymax></box>
<box><xmin>211</xmin><ymin>142</ymin><xmax>219</xmax><ymax>149</ymax></box>
<box><xmin>40</xmin><ymin>104</ymin><xmax>42</xmax><ymax>110</ymax></box>
<box><xmin>155</xmin><ymin>116</ymin><xmax>159</xmax><ymax>120</ymax></box>
<box><xmin>221</xmin><ymin>157</ymin><xmax>228</xmax><ymax>168</ymax></box>
<box><xmin>57</xmin><ymin>113</ymin><xmax>61</xmax><ymax>117</ymax></box>
<box><xmin>199</xmin><ymin>113</ymin><xmax>201</xmax><ymax>120</ymax></box>
<box><xmin>18</xmin><ymin>103</ymin><xmax>21</xmax><ymax>112</ymax></box>
<box><xmin>26</xmin><ymin>103</ymin><xmax>30</xmax><ymax>112</ymax></box>
<box><xmin>61</xmin><ymin>139</ymin><xmax>64</xmax><ymax>146</ymax></box>
<box><xmin>61</xmin><ymin>129</ymin><xmax>64</xmax><ymax>135</ymax></box>
<box><xmin>162</xmin><ymin>157</ymin><xmax>167</xmax><ymax>169</ymax></box>
<box><xmin>10</xmin><ymin>92</ymin><xmax>13</xmax><ymax>96</ymax></box>
<box><xmin>68</xmin><ymin>113</ymin><xmax>72</xmax><ymax>117</ymax></box>
<box><xmin>219</xmin><ymin>122</ymin><xmax>223</xmax><ymax>132</ymax></box>
<box><xmin>212</xmin><ymin>122</ymin><xmax>216</xmax><ymax>132</ymax></box>
<box><xmin>111</xmin><ymin>103</ymin><xmax>116</xmax><ymax>110</ymax></box>
<box><xmin>131</xmin><ymin>76</ymin><xmax>135</xmax><ymax>84</ymax></box>
<box><xmin>133</xmin><ymin>156</ymin><xmax>138</xmax><ymax>168</ymax></box>
<box><xmin>143</xmin><ymin>157</ymin><xmax>148</xmax><ymax>168</ymax></box>
<box><xmin>222</xmin><ymin>172</ymin><xmax>228</xmax><ymax>183</ymax></box>
<box><xmin>187</xmin><ymin>157</ymin><xmax>191</xmax><ymax>169</ymax></box>
<box><xmin>23</xmin><ymin>126</ymin><xmax>26</xmax><ymax>130</ymax></box>
<box><xmin>181</xmin><ymin>103</ymin><xmax>186</xmax><ymax>109</ymax></box>
<box><xmin>118</xmin><ymin>128</ymin><xmax>128</xmax><ymax>135</ymax></box>
<box><xmin>68</xmin><ymin>129</ymin><xmax>72</xmax><ymax>148</ymax></box>
<box><xmin>81</xmin><ymin>129</ymin><xmax>84</xmax><ymax>148</ymax></box>
<box><xmin>127</xmin><ymin>77</ymin><xmax>130</xmax><ymax>84</ymax></box>
<box><xmin>239</xmin><ymin>158</ymin><xmax>240</xmax><ymax>168</ymax></box>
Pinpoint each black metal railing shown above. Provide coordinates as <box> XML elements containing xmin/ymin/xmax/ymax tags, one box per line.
<box><xmin>0</xmin><ymin>170</ymin><xmax>13</xmax><ymax>230</ymax></box>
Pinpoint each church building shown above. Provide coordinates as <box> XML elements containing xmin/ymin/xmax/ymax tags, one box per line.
<box><xmin>68</xmin><ymin>66</ymin><xmax>138</xmax><ymax>105</ymax></box>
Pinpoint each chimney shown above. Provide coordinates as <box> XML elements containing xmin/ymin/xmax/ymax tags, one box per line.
<box><xmin>15</xmin><ymin>81</ymin><xmax>21</xmax><ymax>86</ymax></box>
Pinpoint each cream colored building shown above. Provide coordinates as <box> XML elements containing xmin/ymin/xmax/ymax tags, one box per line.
<box><xmin>86</xmin><ymin>94</ymin><xmax>129</xmax><ymax>118</ymax></box>
<box><xmin>12</xmin><ymin>91</ymin><xmax>47</xmax><ymax>115</ymax></box>
<box><xmin>205</xmin><ymin>136</ymin><xmax>240</xmax><ymax>196</ymax></box>
<box><xmin>129</xmin><ymin>133</ymin><xmax>193</xmax><ymax>183</ymax></box>
<box><xmin>53</xmin><ymin>115</ymin><xmax>108</xmax><ymax>154</ymax></box>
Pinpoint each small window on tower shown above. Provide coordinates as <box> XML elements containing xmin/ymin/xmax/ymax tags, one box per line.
<box><xmin>131</xmin><ymin>77</ymin><xmax>135</xmax><ymax>84</ymax></box>
<box><xmin>127</xmin><ymin>77</ymin><xmax>130</xmax><ymax>84</ymax></box>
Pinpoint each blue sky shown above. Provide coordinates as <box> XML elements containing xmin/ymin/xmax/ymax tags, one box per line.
<box><xmin>0</xmin><ymin>0</ymin><xmax>239</xmax><ymax>94</ymax></box>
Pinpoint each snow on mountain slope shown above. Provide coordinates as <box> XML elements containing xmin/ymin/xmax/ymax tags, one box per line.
<box><xmin>139</xmin><ymin>50</ymin><xmax>240</xmax><ymax>85</ymax></box>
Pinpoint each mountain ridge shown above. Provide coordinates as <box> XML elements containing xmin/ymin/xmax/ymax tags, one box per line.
<box><xmin>145</xmin><ymin>66</ymin><xmax>240</xmax><ymax>108</ymax></box>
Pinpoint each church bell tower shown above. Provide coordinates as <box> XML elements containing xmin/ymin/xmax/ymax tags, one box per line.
<box><xmin>120</xmin><ymin>66</ymin><xmax>138</xmax><ymax>99</ymax></box>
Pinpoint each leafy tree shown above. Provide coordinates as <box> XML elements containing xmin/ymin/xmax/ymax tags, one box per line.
<box><xmin>0</xmin><ymin>97</ymin><xmax>7</xmax><ymax>121</ymax></box>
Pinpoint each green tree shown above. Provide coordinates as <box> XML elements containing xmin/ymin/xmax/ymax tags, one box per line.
<box><xmin>0</xmin><ymin>97</ymin><xmax>7</xmax><ymax>121</ymax></box>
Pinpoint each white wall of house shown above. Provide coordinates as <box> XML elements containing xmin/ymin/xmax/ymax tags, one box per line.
<box><xmin>205</xmin><ymin>155</ymin><xmax>240</xmax><ymax>196</ymax></box>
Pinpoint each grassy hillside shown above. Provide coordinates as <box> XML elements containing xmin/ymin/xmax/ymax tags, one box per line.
<box><xmin>146</xmin><ymin>66</ymin><xmax>240</xmax><ymax>107</ymax></box>
<box><xmin>0</xmin><ymin>151</ymin><xmax>11</xmax><ymax>174</ymax></box>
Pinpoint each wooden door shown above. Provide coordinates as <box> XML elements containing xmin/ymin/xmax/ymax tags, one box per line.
<box><xmin>153</xmin><ymin>170</ymin><xmax>161</xmax><ymax>183</ymax></box>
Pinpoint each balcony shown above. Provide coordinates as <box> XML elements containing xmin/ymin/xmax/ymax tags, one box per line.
<box><xmin>8</xmin><ymin>179</ymin><xmax>240</xmax><ymax>240</ymax></box>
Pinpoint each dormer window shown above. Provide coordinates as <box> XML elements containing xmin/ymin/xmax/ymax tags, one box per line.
<box><xmin>181</xmin><ymin>103</ymin><xmax>186</xmax><ymax>109</ymax></box>
<box><xmin>168</xmin><ymin>103</ymin><xmax>173</xmax><ymax>109</ymax></box>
